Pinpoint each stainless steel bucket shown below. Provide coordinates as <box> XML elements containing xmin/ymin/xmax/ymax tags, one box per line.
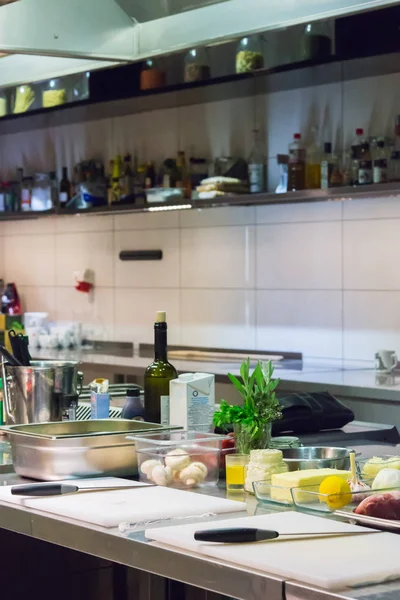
<box><xmin>2</xmin><ymin>360</ymin><xmax>83</xmax><ymax>425</ymax></box>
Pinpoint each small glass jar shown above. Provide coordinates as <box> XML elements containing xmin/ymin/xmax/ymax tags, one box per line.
<box><xmin>0</xmin><ymin>90</ymin><xmax>7</xmax><ymax>118</ymax></box>
<box><xmin>42</xmin><ymin>78</ymin><xmax>67</xmax><ymax>108</ymax></box>
<box><xmin>140</xmin><ymin>59</ymin><xmax>166</xmax><ymax>91</ymax></box>
<box><xmin>236</xmin><ymin>35</ymin><xmax>264</xmax><ymax>73</ymax></box>
<box><xmin>302</xmin><ymin>21</ymin><xmax>332</xmax><ymax>61</ymax></box>
<box><xmin>72</xmin><ymin>71</ymin><xmax>90</xmax><ymax>102</ymax></box>
<box><xmin>184</xmin><ymin>47</ymin><xmax>211</xmax><ymax>83</ymax></box>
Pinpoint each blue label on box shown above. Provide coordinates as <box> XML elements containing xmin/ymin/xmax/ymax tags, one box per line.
<box><xmin>90</xmin><ymin>392</ymin><xmax>110</xmax><ymax>419</ymax></box>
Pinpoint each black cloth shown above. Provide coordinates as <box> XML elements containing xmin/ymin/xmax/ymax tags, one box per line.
<box><xmin>272</xmin><ymin>391</ymin><xmax>354</xmax><ymax>435</ymax></box>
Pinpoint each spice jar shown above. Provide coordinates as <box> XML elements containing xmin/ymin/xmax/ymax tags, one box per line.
<box><xmin>140</xmin><ymin>59</ymin><xmax>166</xmax><ymax>91</ymax></box>
<box><xmin>236</xmin><ymin>35</ymin><xmax>264</xmax><ymax>73</ymax></box>
<box><xmin>184</xmin><ymin>48</ymin><xmax>211</xmax><ymax>83</ymax></box>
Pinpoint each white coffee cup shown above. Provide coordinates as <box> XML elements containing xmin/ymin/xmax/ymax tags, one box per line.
<box><xmin>375</xmin><ymin>350</ymin><xmax>398</xmax><ymax>373</ymax></box>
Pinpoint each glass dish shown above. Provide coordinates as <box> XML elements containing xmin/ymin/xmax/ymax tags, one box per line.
<box><xmin>357</xmin><ymin>455</ymin><xmax>400</xmax><ymax>478</ymax></box>
<box><xmin>136</xmin><ymin>444</ymin><xmax>220</xmax><ymax>488</ymax></box>
<box><xmin>290</xmin><ymin>482</ymin><xmax>396</xmax><ymax>515</ymax></box>
<box><xmin>254</xmin><ymin>476</ymin><xmax>374</xmax><ymax>509</ymax></box>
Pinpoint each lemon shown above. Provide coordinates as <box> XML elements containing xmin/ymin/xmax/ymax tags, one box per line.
<box><xmin>319</xmin><ymin>476</ymin><xmax>352</xmax><ymax>510</ymax></box>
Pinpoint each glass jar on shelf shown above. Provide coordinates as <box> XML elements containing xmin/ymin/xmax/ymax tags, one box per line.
<box><xmin>72</xmin><ymin>71</ymin><xmax>90</xmax><ymax>102</ymax></box>
<box><xmin>0</xmin><ymin>90</ymin><xmax>7</xmax><ymax>118</ymax></box>
<box><xmin>42</xmin><ymin>78</ymin><xmax>67</xmax><ymax>108</ymax></box>
<box><xmin>184</xmin><ymin>47</ymin><xmax>211</xmax><ymax>83</ymax></box>
<box><xmin>140</xmin><ymin>59</ymin><xmax>166</xmax><ymax>91</ymax></box>
<box><xmin>302</xmin><ymin>21</ymin><xmax>332</xmax><ymax>61</ymax></box>
<box><xmin>236</xmin><ymin>35</ymin><xmax>264</xmax><ymax>73</ymax></box>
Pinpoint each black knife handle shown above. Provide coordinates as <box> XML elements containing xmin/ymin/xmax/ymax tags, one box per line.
<box><xmin>194</xmin><ymin>528</ymin><xmax>279</xmax><ymax>543</ymax></box>
<box><xmin>11</xmin><ymin>483</ymin><xmax>79</xmax><ymax>496</ymax></box>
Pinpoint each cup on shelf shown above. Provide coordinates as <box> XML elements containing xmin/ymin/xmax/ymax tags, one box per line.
<box><xmin>375</xmin><ymin>349</ymin><xmax>398</xmax><ymax>373</ymax></box>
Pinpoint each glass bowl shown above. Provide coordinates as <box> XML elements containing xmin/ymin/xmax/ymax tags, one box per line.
<box><xmin>357</xmin><ymin>455</ymin><xmax>400</xmax><ymax>478</ymax></box>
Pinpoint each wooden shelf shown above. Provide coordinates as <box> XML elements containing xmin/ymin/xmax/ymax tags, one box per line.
<box><xmin>0</xmin><ymin>183</ymin><xmax>399</xmax><ymax>221</ymax></box>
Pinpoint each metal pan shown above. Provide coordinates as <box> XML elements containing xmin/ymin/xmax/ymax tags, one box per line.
<box><xmin>1</xmin><ymin>420</ymin><xmax>181</xmax><ymax>481</ymax></box>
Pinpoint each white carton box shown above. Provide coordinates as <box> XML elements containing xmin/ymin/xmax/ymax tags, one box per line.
<box><xmin>169</xmin><ymin>373</ymin><xmax>215</xmax><ymax>432</ymax></box>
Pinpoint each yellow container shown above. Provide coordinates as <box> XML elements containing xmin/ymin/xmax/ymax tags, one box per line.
<box><xmin>226</xmin><ymin>454</ymin><xmax>249</xmax><ymax>492</ymax></box>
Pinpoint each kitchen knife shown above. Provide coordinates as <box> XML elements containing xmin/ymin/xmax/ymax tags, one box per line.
<box><xmin>11</xmin><ymin>483</ymin><xmax>155</xmax><ymax>496</ymax></box>
<box><xmin>194</xmin><ymin>527</ymin><xmax>381</xmax><ymax>543</ymax></box>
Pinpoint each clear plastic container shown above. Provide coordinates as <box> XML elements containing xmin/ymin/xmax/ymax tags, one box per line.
<box><xmin>136</xmin><ymin>444</ymin><xmax>220</xmax><ymax>488</ymax></box>
<box><xmin>184</xmin><ymin>48</ymin><xmax>211</xmax><ymax>83</ymax></box>
<box><xmin>129</xmin><ymin>430</ymin><xmax>226</xmax><ymax>452</ymax></box>
<box><xmin>236</xmin><ymin>35</ymin><xmax>264</xmax><ymax>73</ymax></box>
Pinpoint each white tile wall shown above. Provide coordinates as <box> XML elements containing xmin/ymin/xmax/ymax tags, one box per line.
<box><xmin>1</xmin><ymin>70</ymin><xmax>400</xmax><ymax>359</ymax></box>
<box><xmin>180</xmin><ymin>225</ymin><xmax>256</xmax><ymax>289</ymax></box>
<box><xmin>256</xmin><ymin>221</ymin><xmax>342</xmax><ymax>290</ymax></box>
<box><xmin>256</xmin><ymin>290</ymin><xmax>343</xmax><ymax>358</ymax></box>
<box><xmin>180</xmin><ymin>289</ymin><xmax>256</xmax><ymax>349</ymax></box>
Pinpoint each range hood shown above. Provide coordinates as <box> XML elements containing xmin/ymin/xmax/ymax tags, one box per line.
<box><xmin>0</xmin><ymin>0</ymin><xmax>398</xmax><ymax>88</ymax></box>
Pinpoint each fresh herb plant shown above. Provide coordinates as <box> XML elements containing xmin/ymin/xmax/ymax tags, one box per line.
<box><xmin>213</xmin><ymin>359</ymin><xmax>282</xmax><ymax>452</ymax></box>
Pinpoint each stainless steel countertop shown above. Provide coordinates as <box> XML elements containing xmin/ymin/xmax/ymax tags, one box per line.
<box><xmin>1</xmin><ymin>442</ymin><xmax>400</xmax><ymax>600</ymax></box>
<box><xmin>33</xmin><ymin>349</ymin><xmax>400</xmax><ymax>402</ymax></box>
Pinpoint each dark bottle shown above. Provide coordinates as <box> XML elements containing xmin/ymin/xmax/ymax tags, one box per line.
<box><xmin>121</xmin><ymin>388</ymin><xmax>145</xmax><ymax>420</ymax></box>
<box><xmin>144</xmin><ymin>311</ymin><xmax>177</xmax><ymax>424</ymax></box>
<box><xmin>145</xmin><ymin>161</ymin><xmax>156</xmax><ymax>189</ymax></box>
<box><xmin>59</xmin><ymin>166</ymin><xmax>71</xmax><ymax>207</ymax></box>
<box><xmin>358</xmin><ymin>140</ymin><xmax>372</xmax><ymax>185</ymax></box>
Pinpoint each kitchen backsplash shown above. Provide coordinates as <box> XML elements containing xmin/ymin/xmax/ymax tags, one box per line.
<box><xmin>0</xmin><ymin>194</ymin><xmax>398</xmax><ymax>362</ymax></box>
<box><xmin>0</xmin><ymin>66</ymin><xmax>398</xmax><ymax>361</ymax></box>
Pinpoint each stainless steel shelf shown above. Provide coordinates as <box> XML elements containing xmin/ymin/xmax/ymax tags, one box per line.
<box><xmin>0</xmin><ymin>182</ymin><xmax>399</xmax><ymax>221</ymax></box>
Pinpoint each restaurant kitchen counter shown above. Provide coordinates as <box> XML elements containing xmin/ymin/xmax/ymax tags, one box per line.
<box><xmin>1</xmin><ymin>441</ymin><xmax>400</xmax><ymax>600</ymax></box>
<box><xmin>0</xmin><ymin>446</ymin><xmax>400</xmax><ymax>600</ymax></box>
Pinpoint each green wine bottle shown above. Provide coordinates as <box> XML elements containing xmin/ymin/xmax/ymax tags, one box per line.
<box><xmin>144</xmin><ymin>311</ymin><xmax>177</xmax><ymax>423</ymax></box>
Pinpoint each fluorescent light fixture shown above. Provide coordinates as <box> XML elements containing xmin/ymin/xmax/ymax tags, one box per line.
<box><xmin>147</xmin><ymin>204</ymin><xmax>192</xmax><ymax>212</ymax></box>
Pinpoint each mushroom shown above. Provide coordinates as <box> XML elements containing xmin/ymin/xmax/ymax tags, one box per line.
<box><xmin>151</xmin><ymin>465</ymin><xmax>172</xmax><ymax>486</ymax></box>
<box><xmin>140</xmin><ymin>459</ymin><xmax>162</xmax><ymax>479</ymax></box>
<box><xmin>164</xmin><ymin>448</ymin><xmax>190</xmax><ymax>471</ymax></box>
<box><xmin>191</xmin><ymin>461</ymin><xmax>208</xmax><ymax>479</ymax></box>
<box><xmin>179</xmin><ymin>463</ymin><xmax>207</xmax><ymax>488</ymax></box>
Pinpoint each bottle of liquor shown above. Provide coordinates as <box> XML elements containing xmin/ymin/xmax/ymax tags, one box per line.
<box><xmin>373</xmin><ymin>138</ymin><xmax>388</xmax><ymax>184</ymax></box>
<box><xmin>248</xmin><ymin>129</ymin><xmax>265</xmax><ymax>193</ymax></box>
<box><xmin>320</xmin><ymin>142</ymin><xmax>333</xmax><ymax>189</ymax></box>
<box><xmin>122</xmin><ymin>154</ymin><xmax>134</xmax><ymax>199</ymax></box>
<box><xmin>358</xmin><ymin>139</ymin><xmax>372</xmax><ymax>185</ymax></box>
<box><xmin>144</xmin><ymin>311</ymin><xmax>177</xmax><ymax>424</ymax></box>
<box><xmin>350</xmin><ymin>128</ymin><xmax>364</xmax><ymax>185</ymax></box>
<box><xmin>49</xmin><ymin>171</ymin><xmax>58</xmax><ymax>208</ymax></box>
<box><xmin>59</xmin><ymin>166</ymin><xmax>71</xmax><ymax>207</ymax></box>
<box><xmin>145</xmin><ymin>161</ymin><xmax>156</xmax><ymax>189</ymax></box>
<box><xmin>305</xmin><ymin>127</ymin><xmax>321</xmax><ymax>189</ymax></box>
<box><xmin>176</xmin><ymin>151</ymin><xmax>191</xmax><ymax>199</ymax></box>
<box><xmin>288</xmin><ymin>133</ymin><xmax>306</xmax><ymax>191</ymax></box>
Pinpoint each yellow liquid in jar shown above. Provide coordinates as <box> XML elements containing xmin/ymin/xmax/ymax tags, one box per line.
<box><xmin>226</xmin><ymin>464</ymin><xmax>245</xmax><ymax>485</ymax></box>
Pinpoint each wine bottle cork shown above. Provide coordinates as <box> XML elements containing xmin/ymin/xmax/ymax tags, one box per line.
<box><xmin>155</xmin><ymin>311</ymin><xmax>166</xmax><ymax>323</ymax></box>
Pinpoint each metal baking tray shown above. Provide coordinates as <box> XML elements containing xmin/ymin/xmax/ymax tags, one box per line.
<box><xmin>0</xmin><ymin>420</ymin><xmax>181</xmax><ymax>481</ymax></box>
<box><xmin>335</xmin><ymin>509</ymin><xmax>400</xmax><ymax>533</ymax></box>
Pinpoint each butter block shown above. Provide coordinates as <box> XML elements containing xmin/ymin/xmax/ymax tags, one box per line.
<box><xmin>271</xmin><ymin>468</ymin><xmax>351</xmax><ymax>503</ymax></box>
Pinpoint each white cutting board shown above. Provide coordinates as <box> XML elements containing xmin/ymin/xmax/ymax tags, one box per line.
<box><xmin>146</xmin><ymin>511</ymin><xmax>400</xmax><ymax>590</ymax></box>
<box><xmin>0</xmin><ymin>478</ymin><xmax>246</xmax><ymax>528</ymax></box>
